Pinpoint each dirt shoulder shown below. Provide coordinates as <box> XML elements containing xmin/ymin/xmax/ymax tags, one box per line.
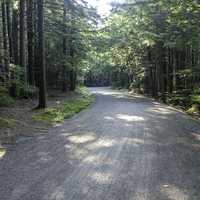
<box><xmin>0</xmin><ymin>88</ymin><xmax>92</xmax><ymax>144</ymax></box>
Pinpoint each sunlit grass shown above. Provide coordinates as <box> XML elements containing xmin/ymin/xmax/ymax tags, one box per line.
<box><xmin>0</xmin><ymin>148</ymin><xmax>6</xmax><ymax>159</ymax></box>
<box><xmin>0</xmin><ymin>117</ymin><xmax>17</xmax><ymax>128</ymax></box>
<box><xmin>32</xmin><ymin>87</ymin><xmax>94</xmax><ymax>124</ymax></box>
<box><xmin>187</xmin><ymin>104</ymin><xmax>199</xmax><ymax>114</ymax></box>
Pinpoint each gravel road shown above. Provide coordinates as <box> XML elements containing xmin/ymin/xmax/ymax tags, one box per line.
<box><xmin>1</xmin><ymin>87</ymin><xmax>200</xmax><ymax>200</ymax></box>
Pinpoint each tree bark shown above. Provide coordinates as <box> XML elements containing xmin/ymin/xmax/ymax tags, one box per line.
<box><xmin>27</xmin><ymin>0</ymin><xmax>35</xmax><ymax>85</ymax></box>
<box><xmin>37</xmin><ymin>0</ymin><xmax>47</xmax><ymax>108</ymax></box>
<box><xmin>12</xmin><ymin>8</ymin><xmax>19</xmax><ymax>65</ymax></box>
<box><xmin>20</xmin><ymin>0</ymin><xmax>27</xmax><ymax>85</ymax></box>
<box><xmin>1</xmin><ymin>0</ymin><xmax>9</xmax><ymax>82</ymax></box>
<box><xmin>172</xmin><ymin>48</ymin><xmax>177</xmax><ymax>92</ymax></box>
<box><xmin>62</xmin><ymin>1</ymin><xmax>68</xmax><ymax>92</ymax></box>
<box><xmin>6</xmin><ymin>0</ymin><xmax>13</xmax><ymax>63</ymax></box>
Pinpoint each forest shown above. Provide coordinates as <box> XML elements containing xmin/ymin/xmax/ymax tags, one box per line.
<box><xmin>1</xmin><ymin>1</ymin><xmax>200</xmax><ymax>198</ymax></box>
<box><xmin>0</xmin><ymin>0</ymin><xmax>200</xmax><ymax>116</ymax></box>
<box><xmin>0</xmin><ymin>0</ymin><xmax>98</xmax><ymax>109</ymax></box>
<box><xmin>85</xmin><ymin>0</ymin><xmax>200</xmax><ymax>115</ymax></box>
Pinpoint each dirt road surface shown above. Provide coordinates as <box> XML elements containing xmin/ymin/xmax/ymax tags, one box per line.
<box><xmin>1</xmin><ymin>87</ymin><xmax>200</xmax><ymax>200</ymax></box>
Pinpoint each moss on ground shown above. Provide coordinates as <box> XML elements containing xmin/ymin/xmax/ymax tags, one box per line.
<box><xmin>0</xmin><ymin>117</ymin><xmax>17</xmax><ymax>128</ymax></box>
<box><xmin>32</xmin><ymin>87</ymin><xmax>94</xmax><ymax>124</ymax></box>
<box><xmin>187</xmin><ymin>104</ymin><xmax>200</xmax><ymax>114</ymax></box>
<box><xmin>0</xmin><ymin>87</ymin><xmax>15</xmax><ymax>107</ymax></box>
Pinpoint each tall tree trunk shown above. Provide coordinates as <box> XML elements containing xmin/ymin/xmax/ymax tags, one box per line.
<box><xmin>6</xmin><ymin>0</ymin><xmax>13</xmax><ymax>63</ymax></box>
<box><xmin>37</xmin><ymin>0</ymin><xmax>47</xmax><ymax>108</ymax></box>
<box><xmin>0</xmin><ymin>23</ymin><xmax>3</xmax><ymax>64</ymax></box>
<box><xmin>27</xmin><ymin>0</ymin><xmax>35</xmax><ymax>85</ymax></box>
<box><xmin>157</xmin><ymin>43</ymin><xmax>165</xmax><ymax>100</ymax></box>
<box><xmin>62</xmin><ymin>2</ymin><xmax>68</xmax><ymax>92</ymax></box>
<box><xmin>172</xmin><ymin>48</ymin><xmax>177</xmax><ymax>92</ymax></box>
<box><xmin>166</xmin><ymin>47</ymin><xmax>170</xmax><ymax>93</ymax></box>
<box><xmin>34</xmin><ymin>0</ymin><xmax>39</xmax><ymax>86</ymax></box>
<box><xmin>1</xmin><ymin>0</ymin><xmax>9</xmax><ymax>84</ymax></box>
<box><xmin>12</xmin><ymin>8</ymin><xmax>19</xmax><ymax>65</ymax></box>
<box><xmin>69</xmin><ymin>16</ymin><xmax>76</xmax><ymax>91</ymax></box>
<box><xmin>20</xmin><ymin>0</ymin><xmax>27</xmax><ymax>85</ymax></box>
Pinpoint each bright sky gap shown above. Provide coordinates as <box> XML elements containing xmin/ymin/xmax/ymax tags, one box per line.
<box><xmin>86</xmin><ymin>0</ymin><xmax>120</xmax><ymax>17</ymax></box>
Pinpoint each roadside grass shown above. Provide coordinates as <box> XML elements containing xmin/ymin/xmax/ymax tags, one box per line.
<box><xmin>0</xmin><ymin>147</ymin><xmax>6</xmax><ymax>159</ymax></box>
<box><xmin>32</xmin><ymin>87</ymin><xmax>94</xmax><ymax>124</ymax></box>
<box><xmin>0</xmin><ymin>117</ymin><xmax>17</xmax><ymax>128</ymax></box>
<box><xmin>0</xmin><ymin>87</ymin><xmax>15</xmax><ymax>107</ymax></box>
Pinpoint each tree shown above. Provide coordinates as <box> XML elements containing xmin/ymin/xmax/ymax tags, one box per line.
<box><xmin>6</xmin><ymin>0</ymin><xmax>13</xmax><ymax>62</ymax></box>
<box><xmin>12</xmin><ymin>6</ymin><xmax>19</xmax><ymax>65</ymax></box>
<box><xmin>1</xmin><ymin>0</ymin><xmax>9</xmax><ymax>83</ymax></box>
<box><xmin>27</xmin><ymin>0</ymin><xmax>35</xmax><ymax>85</ymax></box>
<box><xmin>83</xmin><ymin>0</ymin><xmax>200</xmax><ymax>110</ymax></box>
<box><xmin>19</xmin><ymin>0</ymin><xmax>27</xmax><ymax>86</ymax></box>
<box><xmin>36</xmin><ymin>0</ymin><xmax>47</xmax><ymax>108</ymax></box>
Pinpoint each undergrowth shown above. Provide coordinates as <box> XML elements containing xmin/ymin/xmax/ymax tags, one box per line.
<box><xmin>32</xmin><ymin>87</ymin><xmax>94</xmax><ymax>124</ymax></box>
<box><xmin>0</xmin><ymin>117</ymin><xmax>17</xmax><ymax>128</ymax></box>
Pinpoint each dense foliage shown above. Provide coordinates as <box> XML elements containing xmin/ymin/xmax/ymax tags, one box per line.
<box><xmin>84</xmin><ymin>0</ymin><xmax>200</xmax><ymax>113</ymax></box>
<box><xmin>0</xmin><ymin>0</ymin><xmax>200</xmax><ymax>113</ymax></box>
<box><xmin>0</xmin><ymin>0</ymin><xmax>97</xmax><ymax>108</ymax></box>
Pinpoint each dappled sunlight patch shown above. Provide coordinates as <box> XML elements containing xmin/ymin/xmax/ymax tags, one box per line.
<box><xmin>147</xmin><ymin>107</ymin><xmax>175</xmax><ymax>115</ymax></box>
<box><xmin>112</xmin><ymin>94</ymin><xmax>133</xmax><ymax>99</ymax></box>
<box><xmin>47</xmin><ymin>187</ymin><xmax>65</xmax><ymax>200</ymax></box>
<box><xmin>104</xmin><ymin>116</ymin><xmax>115</xmax><ymax>120</ymax></box>
<box><xmin>73</xmin><ymin>148</ymin><xmax>89</xmax><ymax>158</ymax></box>
<box><xmin>125</xmin><ymin>123</ymin><xmax>132</xmax><ymax>127</ymax></box>
<box><xmin>128</xmin><ymin>138</ymin><xmax>145</xmax><ymax>145</ymax></box>
<box><xmin>116</xmin><ymin>114</ymin><xmax>145</xmax><ymax>122</ymax></box>
<box><xmin>135</xmin><ymin>190</ymin><xmax>148</xmax><ymax>200</ymax></box>
<box><xmin>160</xmin><ymin>184</ymin><xmax>189</xmax><ymax>200</ymax></box>
<box><xmin>152</xmin><ymin>101</ymin><xmax>162</xmax><ymax>106</ymax></box>
<box><xmin>55</xmin><ymin>101</ymin><xmax>61</xmax><ymax>105</ymax></box>
<box><xmin>191</xmin><ymin>133</ymin><xmax>200</xmax><ymax>141</ymax></box>
<box><xmin>64</xmin><ymin>143</ymin><xmax>72</xmax><ymax>149</ymax></box>
<box><xmin>38</xmin><ymin>152</ymin><xmax>53</xmax><ymax>163</ymax></box>
<box><xmin>53</xmin><ymin>123</ymin><xmax>63</xmax><ymax>127</ymax></box>
<box><xmin>65</xmin><ymin>143</ymin><xmax>89</xmax><ymax>159</ymax></box>
<box><xmin>67</xmin><ymin>132</ymin><xmax>97</xmax><ymax>144</ymax></box>
<box><xmin>92</xmin><ymin>90</ymin><xmax>123</xmax><ymax>96</ymax></box>
<box><xmin>90</xmin><ymin>172</ymin><xmax>112</xmax><ymax>184</ymax></box>
<box><xmin>61</xmin><ymin>132</ymin><xmax>73</xmax><ymax>137</ymax></box>
<box><xmin>191</xmin><ymin>143</ymin><xmax>200</xmax><ymax>151</ymax></box>
<box><xmin>128</xmin><ymin>93</ymin><xmax>145</xmax><ymax>99</ymax></box>
<box><xmin>83</xmin><ymin>155</ymin><xmax>102</xmax><ymax>164</ymax></box>
<box><xmin>0</xmin><ymin>147</ymin><xmax>6</xmax><ymax>159</ymax></box>
<box><xmin>86</xmin><ymin>138</ymin><xmax>116</xmax><ymax>150</ymax></box>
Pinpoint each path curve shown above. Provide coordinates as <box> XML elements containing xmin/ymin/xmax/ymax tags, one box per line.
<box><xmin>1</xmin><ymin>87</ymin><xmax>200</xmax><ymax>200</ymax></box>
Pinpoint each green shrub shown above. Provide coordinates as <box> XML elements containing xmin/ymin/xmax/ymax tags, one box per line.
<box><xmin>193</xmin><ymin>88</ymin><xmax>200</xmax><ymax>94</ymax></box>
<box><xmin>167</xmin><ymin>95</ymin><xmax>190</xmax><ymax>107</ymax></box>
<box><xmin>8</xmin><ymin>64</ymin><xmax>38</xmax><ymax>99</ymax></box>
<box><xmin>9</xmin><ymin>82</ymin><xmax>38</xmax><ymax>99</ymax></box>
<box><xmin>191</xmin><ymin>95</ymin><xmax>200</xmax><ymax>104</ymax></box>
<box><xmin>0</xmin><ymin>117</ymin><xmax>16</xmax><ymax>127</ymax></box>
<box><xmin>33</xmin><ymin>87</ymin><xmax>94</xmax><ymax>124</ymax></box>
<box><xmin>187</xmin><ymin>104</ymin><xmax>199</xmax><ymax>114</ymax></box>
<box><xmin>19</xmin><ymin>85</ymin><xmax>38</xmax><ymax>98</ymax></box>
<box><xmin>0</xmin><ymin>86</ymin><xmax>15</xmax><ymax>107</ymax></box>
<box><xmin>0</xmin><ymin>86</ymin><xmax>8</xmax><ymax>94</ymax></box>
<box><xmin>0</xmin><ymin>93</ymin><xmax>15</xmax><ymax>107</ymax></box>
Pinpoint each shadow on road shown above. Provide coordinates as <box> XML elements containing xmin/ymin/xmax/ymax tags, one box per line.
<box><xmin>1</xmin><ymin>88</ymin><xmax>200</xmax><ymax>200</ymax></box>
